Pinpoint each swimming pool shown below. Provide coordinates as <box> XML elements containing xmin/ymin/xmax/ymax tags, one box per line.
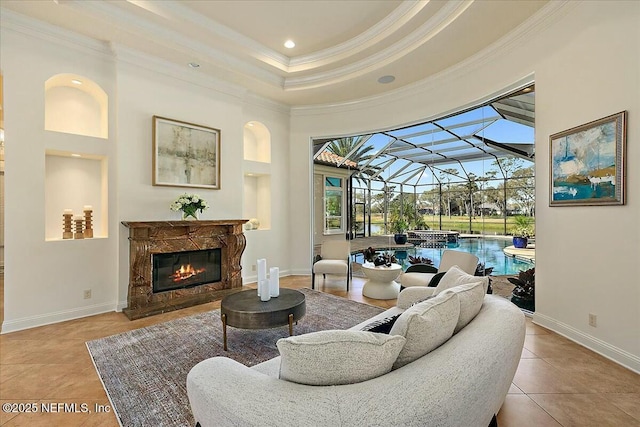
<box><xmin>353</xmin><ymin>237</ymin><xmax>533</xmax><ymax>276</ymax></box>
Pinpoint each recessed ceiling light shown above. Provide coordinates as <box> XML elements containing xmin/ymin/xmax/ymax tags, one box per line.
<box><xmin>71</xmin><ymin>79</ymin><xmax>82</xmax><ymax>85</ymax></box>
<box><xmin>284</xmin><ymin>40</ymin><xmax>296</xmax><ymax>49</ymax></box>
<box><xmin>188</xmin><ymin>62</ymin><xmax>200</xmax><ymax>68</ymax></box>
<box><xmin>377</xmin><ymin>75</ymin><xmax>395</xmax><ymax>84</ymax></box>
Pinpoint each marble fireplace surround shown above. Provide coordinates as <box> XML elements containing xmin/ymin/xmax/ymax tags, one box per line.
<box><xmin>122</xmin><ymin>220</ymin><xmax>248</xmax><ymax>320</ymax></box>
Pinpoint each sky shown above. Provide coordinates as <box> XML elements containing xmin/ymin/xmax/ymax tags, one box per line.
<box><xmin>346</xmin><ymin>104</ymin><xmax>535</xmax><ymax>192</ymax></box>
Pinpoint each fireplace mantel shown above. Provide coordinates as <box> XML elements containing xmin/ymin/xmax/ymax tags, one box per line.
<box><xmin>122</xmin><ymin>219</ymin><xmax>248</xmax><ymax>319</ymax></box>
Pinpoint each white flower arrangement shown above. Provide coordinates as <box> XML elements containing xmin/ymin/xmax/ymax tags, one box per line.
<box><xmin>170</xmin><ymin>193</ymin><xmax>209</xmax><ymax>219</ymax></box>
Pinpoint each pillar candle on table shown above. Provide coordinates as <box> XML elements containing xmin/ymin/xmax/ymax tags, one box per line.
<box><xmin>259</xmin><ymin>279</ymin><xmax>271</xmax><ymax>302</ymax></box>
<box><xmin>269</xmin><ymin>267</ymin><xmax>280</xmax><ymax>297</ymax></box>
<box><xmin>257</xmin><ymin>258</ymin><xmax>267</xmax><ymax>296</ymax></box>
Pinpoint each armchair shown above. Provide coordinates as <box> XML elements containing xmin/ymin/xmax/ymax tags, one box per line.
<box><xmin>312</xmin><ymin>240</ymin><xmax>351</xmax><ymax>291</ymax></box>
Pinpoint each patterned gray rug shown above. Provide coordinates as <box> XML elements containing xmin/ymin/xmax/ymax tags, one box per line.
<box><xmin>86</xmin><ymin>288</ymin><xmax>383</xmax><ymax>427</ymax></box>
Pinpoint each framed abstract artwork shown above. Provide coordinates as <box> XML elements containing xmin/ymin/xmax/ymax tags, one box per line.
<box><xmin>549</xmin><ymin>111</ymin><xmax>626</xmax><ymax>206</ymax></box>
<box><xmin>153</xmin><ymin>116</ymin><xmax>220</xmax><ymax>189</ymax></box>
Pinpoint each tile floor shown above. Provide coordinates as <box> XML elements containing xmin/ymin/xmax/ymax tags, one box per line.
<box><xmin>0</xmin><ymin>275</ymin><xmax>638</xmax><ymax>426</ymax></box>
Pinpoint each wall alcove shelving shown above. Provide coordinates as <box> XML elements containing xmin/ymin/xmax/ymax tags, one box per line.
<box><xmin>243</xmin><ymin>121</ymin><xmax>271</xmax><ymax>230</ymax></box>
<box><xmin>45</xmin><ymin>73</ymin><xmax>108</xmax><ymax>139</ymax></box>
<box><xmin>43</xmin><ymin>74</ymin><xmax>109</xmax><ymax>241</ymax></box>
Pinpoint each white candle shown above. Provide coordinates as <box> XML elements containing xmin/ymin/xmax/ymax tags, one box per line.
<box><xmin>64</xmin><ymin>209</ymin><xmax>73</xmax><ymax>214</ymax></box>
<box><xmin>257</xmin><ymin>259</ymin><xmax>267</xmax><ymax>296</ymax></box>
<box><xmin>269</xmin><ymin>267</ymin><xmax>279</xmax><ymax>297</ymax></box>
<box><xmin>259</xmin><ymin>279</ymin><xmax>271</xmax><ymax>302</ymax></box>
<box><xmin>83</xmin><ymin>205</ymin><xmax>93</xmax><ymax>211</ymax></box>
<box><xmin>74</xmin><ymin>215</ymin><xmax>83</xmax><ymax>221</ymax></box>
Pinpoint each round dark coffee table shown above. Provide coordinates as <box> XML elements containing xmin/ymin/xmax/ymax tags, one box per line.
<box><xmin>220</xmin><ymin>288</ymin><xmax>306</xmax><ymax>351</ymax></box>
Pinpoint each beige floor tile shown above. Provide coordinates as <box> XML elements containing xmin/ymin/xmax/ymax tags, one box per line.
<box><xmin>0</xmin><ymin>364</ymin><xmax>79</xmax><ymax>400</ymax></box>
<box><xmin>0</xmin><ymin>365</ymin><xmax>32</xmax><ymax>385</ymax></box>
<box><xmin>3</xmin><ymin>399</ymin><xmax>93</xmax><ymax>427</ymax></box>
<box><xmin>543</xmin><ymin>355</ymin><xmax>640</xmax><ymax>393</ymax></box>
<box><xmin>602</xmin><ymin>393</ymin><xmax>640</xmax><ymax>421</ymax></box>
<box><xmin>520</xmin><ymin>348</ymin><xmax>537</xmax><ymax>358</ymax></box>
<box><xmin>527</xmin><ymin>319</ymin><xmax>550</xmax><ymax>335</ymax></box>
<box><xmin>513</xmin><ymin>359</ymin><xmax>591</xmax><ymax>394</ymax></box>
<box><xmin>507</xmin><ymin>383</ymin><xmax>524</xmax><ymax>394</ymax></box>
<box><xmin>530</xmin><ymin>393</ymin><xmax>640</xmax><ymax>427</ymax></box>
<box><xmin>44</xmin><ymin>367</ymin><xmax>108</xmax><ymax>400</ymax></box>
<box><xmin>524</xmin><ymin>333</ymin><xmax>594</xmax><ymax>359</ymax></box>
<box><xmin>0</xmin><ymin>339</ymin><xmax>91</xmax><ymax>366</ymax></box>
<box><xmin>497</xmin><ymin>394</ymin><xmax>561</xmax><ymax>426</ymax></box>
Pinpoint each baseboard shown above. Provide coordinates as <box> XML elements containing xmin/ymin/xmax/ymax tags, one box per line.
<box><xmin>242</xmin><ymin>269</ymin><xmax>295</xmax><ymax>285</ymax></box>
<box><xmin>533</xmin><ymin>312</ymin><xmax>640</xmax><ymax>374</ymax></box>
<box><xmin>289</xmin><ymin>269</ymin><xmax>311</xmax><ymax>276</ymax></box>
<box><xmin>1</xmin><ymin>302</ymin><xmax>118</xmax><ymax>334</ymax></box>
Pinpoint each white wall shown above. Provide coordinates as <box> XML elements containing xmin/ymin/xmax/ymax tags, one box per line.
<box><xmin>1</xmin><ymin>22</ymin><xmax>119</xmax><ymax>331</ymax></box>
<box><xmin>1</xmin><ymin>15</ymin><xmax>292</xmax><ymax>329</ymax></box>
<box><xmin>289</xmin><ymin>1</ymin><xmax>640</xmax><ymax>371</ymax></box>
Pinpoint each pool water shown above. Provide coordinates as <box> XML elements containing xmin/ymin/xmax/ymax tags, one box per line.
<box><xmin>353</xmin><ymin>237</ymin><xmax>533</xmax><ymax>276</ymax></box>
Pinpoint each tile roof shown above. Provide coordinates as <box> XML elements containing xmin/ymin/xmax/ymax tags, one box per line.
<box><xmin>314</xmin><ymin>150</ymin><xmax>359</xmax><ymax>169</ymax></box>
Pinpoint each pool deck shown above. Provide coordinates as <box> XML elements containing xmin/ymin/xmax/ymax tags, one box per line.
<box><xmin>503</xmin><ymin>243</ymin><xmax>536</xmax><ymax>263</ymax></box>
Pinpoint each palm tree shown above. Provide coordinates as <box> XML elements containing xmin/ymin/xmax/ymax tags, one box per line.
<box><xmin>327</xmin><ymin>136</ymin><xmax>375</xmax><ymax>165</ymax></box>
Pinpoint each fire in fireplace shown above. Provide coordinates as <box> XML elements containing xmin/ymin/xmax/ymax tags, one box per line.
<box><xmin>152</xmin><ymin>248</ymin><xmax>222</xmax><ymax>293</ymax></box>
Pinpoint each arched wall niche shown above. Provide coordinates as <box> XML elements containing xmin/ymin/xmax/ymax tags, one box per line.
<box><xmin>44</xmin><ymin>73</ymin><xmax>108</xmax><ymax>139</ymax></box>
<box><xmin>243</xmin><ymin>121</ymin><xmax>271</xmax><ymax>230</ymax></box>
<box><xmin>243</xmin><ymin>121</ymin><xmax>270</xmax><ymax>163</ymax></box>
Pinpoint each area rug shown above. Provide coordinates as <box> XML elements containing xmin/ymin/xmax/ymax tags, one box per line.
<box><xmin>86</xmin><ymin>288</ymin><xmax>383</xmax><ymax>427</ymax></box>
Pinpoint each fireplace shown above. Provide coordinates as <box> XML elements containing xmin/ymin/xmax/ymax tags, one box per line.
<box><xmin>153</xmin><ymin>248</ymin><xmax>222</xmax><ymax>293</ymax></box>
<box><xmin>122</xmin><ymin>220</ymin><xmax>247</xmax><ymax>320</ymax></box>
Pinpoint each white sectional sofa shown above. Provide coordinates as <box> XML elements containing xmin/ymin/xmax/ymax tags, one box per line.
<box><xmin>187</xmin><ymin>270</ymin><xmax>526</xmax><ymax>427</ymax></box>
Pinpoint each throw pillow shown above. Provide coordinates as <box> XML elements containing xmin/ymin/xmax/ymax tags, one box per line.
<box><xmin>389</xmin><ymin>292</ymin><xmax>460</xmax><ymax>369</ymax></box>
<box><xmin>427</xmin><ymin>271</ymin><xmax>446</xmax><ymax>287</ymax></box>
<box><xmin>434</xmin><ymin>265</ymin><xmax>490</xmax><ymax>295</ymax></box>
<box><xmin>441</xmin><ymin>281</ymin><xmax>485</xmax><ymax>333</ymax></box>
<box><xmin>277</xmin><ymin>330</ymin><xmax>406</xmax><ymax>386</ymax></box>
<box><xmin>360</xmin><ymin>314</ymin><xmax>401</xmax><ymax>334</ymax></box>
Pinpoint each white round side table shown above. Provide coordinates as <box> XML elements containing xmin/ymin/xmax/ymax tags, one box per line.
<box><xmin>361</xmin><ymin>263</ymin><xmax>402</xmax><ymax>300</ymax></box>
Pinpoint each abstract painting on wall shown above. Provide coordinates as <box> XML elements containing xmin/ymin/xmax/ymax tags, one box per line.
<box><xmin>550</xmin><ymin>111</ymin><xmax>626</xmax><ymax>206</ymax></box>
<box><xmin>153</xmin><ymin>116</ymin><xmax>220</xmax><ymax>190</ymax></box>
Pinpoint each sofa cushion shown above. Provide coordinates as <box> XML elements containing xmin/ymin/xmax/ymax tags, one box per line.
<box><xmin>360</xmin><ymin>314</ymin><xmax>401</xmax><ymax>334</ymax></box>
<box><xmin>276</xmin><ymin>330</ymin><xmax>406</xmax><ymax>385</ymax></box>
<box><xmin>441</xmin><ymin>281</ymin><xmax>485</xmax><ymax>333</ymax></box>
<box><xmin>389</xmin><ymin>292</ymin><xmax>460</xmax><ymax>369</ymax></box>
<box><xmin>428</xmin><ymin>271</ymin><xmax>447</xmax><ymax>287</ymax></box>
<box><xmin>434</xmin><ymin>265</ymin><xmax>489</xmax><ymax>294</ymax></box>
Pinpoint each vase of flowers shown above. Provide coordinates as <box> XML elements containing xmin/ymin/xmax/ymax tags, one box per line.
<box><xmin>170</xmin><ymin>193</ymin><xmax>209</xmax><ymax>220</ymax></box>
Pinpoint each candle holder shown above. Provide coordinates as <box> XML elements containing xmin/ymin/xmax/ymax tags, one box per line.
<box><xmin>63</xmin><ymin>213</ymin><xmax>73</xmax><ymax>239</ymax></box>
<box><xmin>74</xmin><ymin>216</ymin><xmax>84</xmax><ymax>239</ymax></box>
<box><xmin>83</xmin><ymin>208</ymin><xmax>94</xmax><ymax>238</ymax></box>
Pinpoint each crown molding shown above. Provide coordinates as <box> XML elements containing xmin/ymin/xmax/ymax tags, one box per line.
<box><xmin>291</xmin><ymin>0</ymin><xmax>570</xmax><ymax>115</ymax></box>
<box><xmin>120</xmin><ymin>0</ymin><xmax>291</xmax><ymax>71</ymax></box>
<box><xmin>0</xmin><ymin>8</ymin><xmax>114</xmax><ymax>60</ymax></box>
<box><xmin>242</xmin><ymin>92</ymin><xmax>291</xmax><ymax>115</ymax></box>
<box><xmin>288</xmin><ymin>1</ymin><xmax>428</xmax><ymax>71</ymax></box>
<box><xmin>66</xmin><ymin>0</ymin><xmax>284</xmax><ymax>87</ymax></box>
<box><xmin>114</xmin><ymin>45</ymin><xmax>248</xmax><ymax>101</ymax></box>
<box><xmin>115</xmin><ymin>45</ymin><xmax>290</xmax><ymax>113</ymax></box>
<box><xmin>283</xmin><ymin>0</ymin><xmax>474</xmax><ymax>90</ymax></box>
